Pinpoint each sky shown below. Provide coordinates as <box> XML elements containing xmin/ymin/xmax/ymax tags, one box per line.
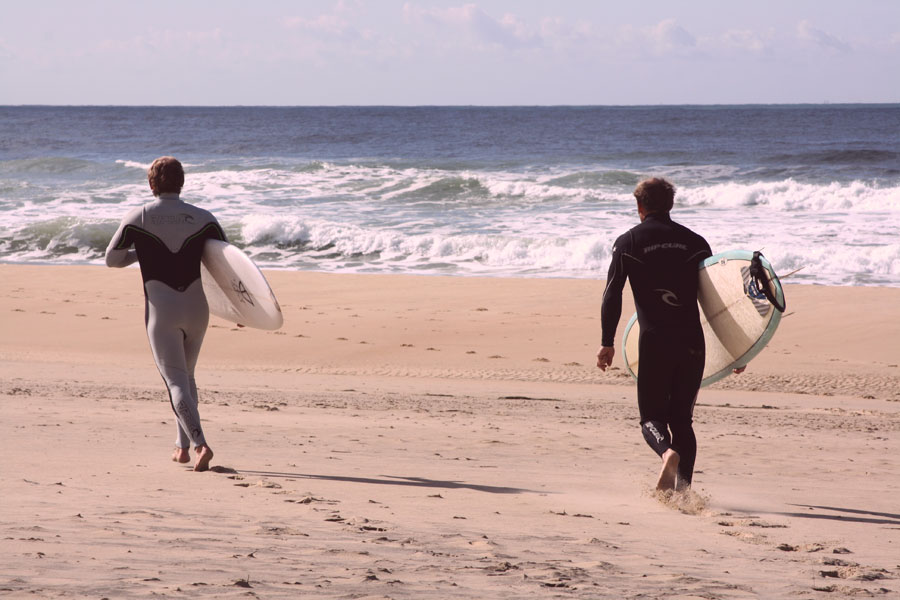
<box><xmin>1</xmin><ymin>0</ymin><xmax>898</xmax><ymax>105</ymax></box>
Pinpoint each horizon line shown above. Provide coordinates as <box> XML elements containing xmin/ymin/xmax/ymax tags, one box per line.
<box><xmin>2</xmin><ymin>102</ymin><xmax>899</xmax><ymax>109</ymax></box>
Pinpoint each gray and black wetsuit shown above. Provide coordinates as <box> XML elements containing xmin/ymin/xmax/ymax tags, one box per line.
<box><xmin>601</xmin><ymin>212</ymin><xmax>712</xmax><ymax>486</ymax></box>
<box><xmin>105</xmin><ymin>193</ymin><xmax>226</xmax><ymax>449</ymax></box>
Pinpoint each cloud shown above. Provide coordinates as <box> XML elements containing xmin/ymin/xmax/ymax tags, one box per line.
<box><xmin>649</xmin><ymin>19</ymin><xmax>697</xmax><ymax>51</ymax></box>
<box><xmin>538</xmin><ymin>17</ymin><xmax>595</xmax><ymax>50</ymax></box>
<box><xmin>616</xmin><ymin>19</ymin><xmax>698</xmax><ymax>58</ymax></box>
<box><xmin>797</xmin><ymin>20</ymin><xmax>851</xmax><ymax>53</ymax></box>
<box><xmin>283</xmin><ymin>1</ymin><xmax>393</xmax><ymax>50</ymax></box>
<box><xmin>720</xmin><ymin>29</ymin><xmax>773</xmax><ymax>54</ymax></box>
<box><xmin>403</xmin><ymin>3</ymin><xmax>540</xmax><ymax>49</ymax></box>
<box><xmin>280</xmin><ymin>2</ymin><xmax>403</xmax><ymax>64</ymax></box>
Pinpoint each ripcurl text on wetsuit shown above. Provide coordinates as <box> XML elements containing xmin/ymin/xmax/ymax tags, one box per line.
<box><xmin>601</xmin><ymin>212</ymin><xmax>712</xmax><ymax>486</ymax></box>
<box><xmin>105</xmin><ymin>193</ymin><xmax>226</xmax><ymax>450</ymax></box>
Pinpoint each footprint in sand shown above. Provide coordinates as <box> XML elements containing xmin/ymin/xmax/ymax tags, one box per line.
<box><xmin>776</xmin><ymin>543</ymin><xmax>799</xmax><ymax>552</ymax></box>
<box><xmin>814</xmin><ymin>556</ymin><xmax>892</xmax><ymax>592</ymax></box>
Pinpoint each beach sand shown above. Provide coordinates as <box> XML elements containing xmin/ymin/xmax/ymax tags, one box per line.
<box><xmin>2</xmin><ymin>264</ymin><xmax>898</xmax><ymax>598</ymax></box>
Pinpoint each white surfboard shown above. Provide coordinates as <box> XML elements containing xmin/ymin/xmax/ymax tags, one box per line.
<box><xmin>622</xmin><ymin>250</ymin><xmax>785</xmax><ymax>387</ymax></box>
<box><xmin>200</xmin><ymin>239</ymin><xmax>283</xmax><ymax>331</ymax></box>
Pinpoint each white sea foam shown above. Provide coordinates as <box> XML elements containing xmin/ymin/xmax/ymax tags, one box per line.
<box><xmin>236</xmin><ymin>213</ymin><xmax>611</xmax><ymax>274</ymax></box>
<box><xmin>115</xmin><ymin>160</ymin><xmax>151</xmax><ymax>170</ymax></box>
<box><xmin>480</xmin><ymin>174</ymin><xmax>589</xmax><ymax>200</ymax></box>
<box><xmin>1</xmin><ymin>161</ymin><xmax>899</xmax><ymax>286</ymax></box>
<box><xmin>231</xmin><ymin>210</ymin><xmax>898</xmax><ymax>285</ymax></box>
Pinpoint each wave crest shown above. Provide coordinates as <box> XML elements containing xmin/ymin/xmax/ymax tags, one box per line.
<box><xmin>679</xmin><ymin>179</ymin><xmax>900</xmax><ymax>212</ymax></box>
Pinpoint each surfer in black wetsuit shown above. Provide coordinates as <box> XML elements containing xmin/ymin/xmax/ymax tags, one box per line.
<box><xmin>105</xmin><ymin>157</ymin><xmax>226</xmax><ymax>472</ymax></box>
<box><xmin>596</xmin><ymin>177</ymin><xmax>715</xmax><ymax>491</ymax></box>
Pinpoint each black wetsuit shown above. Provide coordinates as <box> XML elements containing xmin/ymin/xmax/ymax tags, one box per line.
<box><xmin>601</xmin><ymin>212</ymin><xmax>712</xmax><ymax>486</ymax></box>
<box><xmin>105</xmin><ymin>193</ymin><xmax>227</xmax><ymax>450</ymax></box>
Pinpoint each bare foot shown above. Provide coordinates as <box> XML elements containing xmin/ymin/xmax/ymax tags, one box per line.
<box><xmin>193</xmin><ymin>445</ymin><xmax>214</xmax><ymax>472</ymax></box>
<box><xmin>171</xmin><ymin>448</ymin><xmax>190</xmax><ymax>463</ymax></box>
<box><xmin>656</xmin><ymin>449</ymin><xmax>680</xmax><ymax>491</ymax></box>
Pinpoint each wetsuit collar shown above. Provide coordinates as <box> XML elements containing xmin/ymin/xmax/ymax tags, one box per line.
<box><xmin>643</xmin><ymin>211</ymin><xmax>672</xmax><ymax>222</ymax></box>
<box><xmin>157</xmin><ymin>193</ymin><xmax>182</xmax><ymax>203</ymax></box>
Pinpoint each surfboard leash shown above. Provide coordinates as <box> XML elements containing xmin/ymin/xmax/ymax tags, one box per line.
<box><xmin>750</xmin><ymin>251</ymin><xmax>786</xmax><ymax>313</ymax></box>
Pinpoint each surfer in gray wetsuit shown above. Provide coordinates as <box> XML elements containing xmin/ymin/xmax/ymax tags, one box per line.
<box><xmin>596</xmin><ymin>177</ymin><xmax>724</xmax><ymax>491</ymax></box>
<box><xmin>105</xmin><ymin>157</ymin><xmax>226</xmax><ymax>472</ymax></box>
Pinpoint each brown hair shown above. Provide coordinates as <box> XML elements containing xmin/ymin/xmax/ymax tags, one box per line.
<box><xmin>148</xmin><ymin>156</ymin><xmax>185</xmax><ymax>196</ymax></box>
<box><xmin>633</xmin><ymin>177</ymin><xmax>675</xmax><ymax>214</ymax></box>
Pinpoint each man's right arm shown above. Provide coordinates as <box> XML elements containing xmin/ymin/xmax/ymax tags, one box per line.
<box><xmin>600</xmin><ymin>235</ymin><xmax>628</xmax><ymax>348</ymax></box>
<box><xmin>105</xmin><ymin>208</ymin><xmax>140</xmax><ymax>268</ymax></box>
<box><xmin>598</xmin><ymin>235</ymin><xmax>629</xmax><ymax>371</ymax></box>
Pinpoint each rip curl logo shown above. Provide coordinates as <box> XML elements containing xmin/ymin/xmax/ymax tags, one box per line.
<box><xmin>643</xmin><ymin>242</ymin><xmax>687</xmax><ymax>254</ymax></box>
<box><xmin>741</xmin><ymin>266</ymin><xmax>770</xmax><ymax>316</ymax></box>
<box><xmin>644</xmin><ymin>422</ymin><xmax>665</xmax><ymax>444</ymax></box>
<box><xmin>231</xmin><ymin>279</ymin><xmax>255</xmax><ymax>306</ymax></box>
<box><xmin>151</xmin><ymin>214</ymin><xmax>195</xmax><ymax>225</ymax></box>
<box><xmin>654</xmin><ymin>288</ymin><xmax>681</xmax><ymax>307</ymax></box>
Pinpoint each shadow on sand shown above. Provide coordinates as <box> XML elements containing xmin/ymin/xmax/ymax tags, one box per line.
<box><xmin>774</xmin><ymin>504</ymin><xmax>900</xmax><ymax>526</ymax></box>
<box><xmin>210</xmin><ymin>466</ymin><xmax>542</xmax><ymax>495</ymax></box>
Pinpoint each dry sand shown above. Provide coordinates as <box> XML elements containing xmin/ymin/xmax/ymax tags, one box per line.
<box><xmin>1</xmin><ymin>264</ymin><xmax>898</xmax><ymax>599</ymax></box>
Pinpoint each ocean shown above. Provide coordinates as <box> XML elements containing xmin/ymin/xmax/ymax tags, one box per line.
<box><xmin>1</xmin><ymin>105</ymin><xmax>898</xmax><ymax>286</ymax></box>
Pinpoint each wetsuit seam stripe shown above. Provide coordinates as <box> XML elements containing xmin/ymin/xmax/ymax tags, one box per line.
<box><xmin>118</xmin><ymin>222</ymin><xmax>223</xmax><ymax>255</ymax></box>
<box><xmin>181</xmin><ymin>222</ymin><xmax>225</xmax><ymax>250</ymax></box>
<box><xmin>118</xmin><ymin>225</ymin><xmax>165</xmax><ymax>249</ymax></box>
<box><xmin>113</xmin><ymin>224</ymin><xmax>148</xmax><ymax>250</ymax></box>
